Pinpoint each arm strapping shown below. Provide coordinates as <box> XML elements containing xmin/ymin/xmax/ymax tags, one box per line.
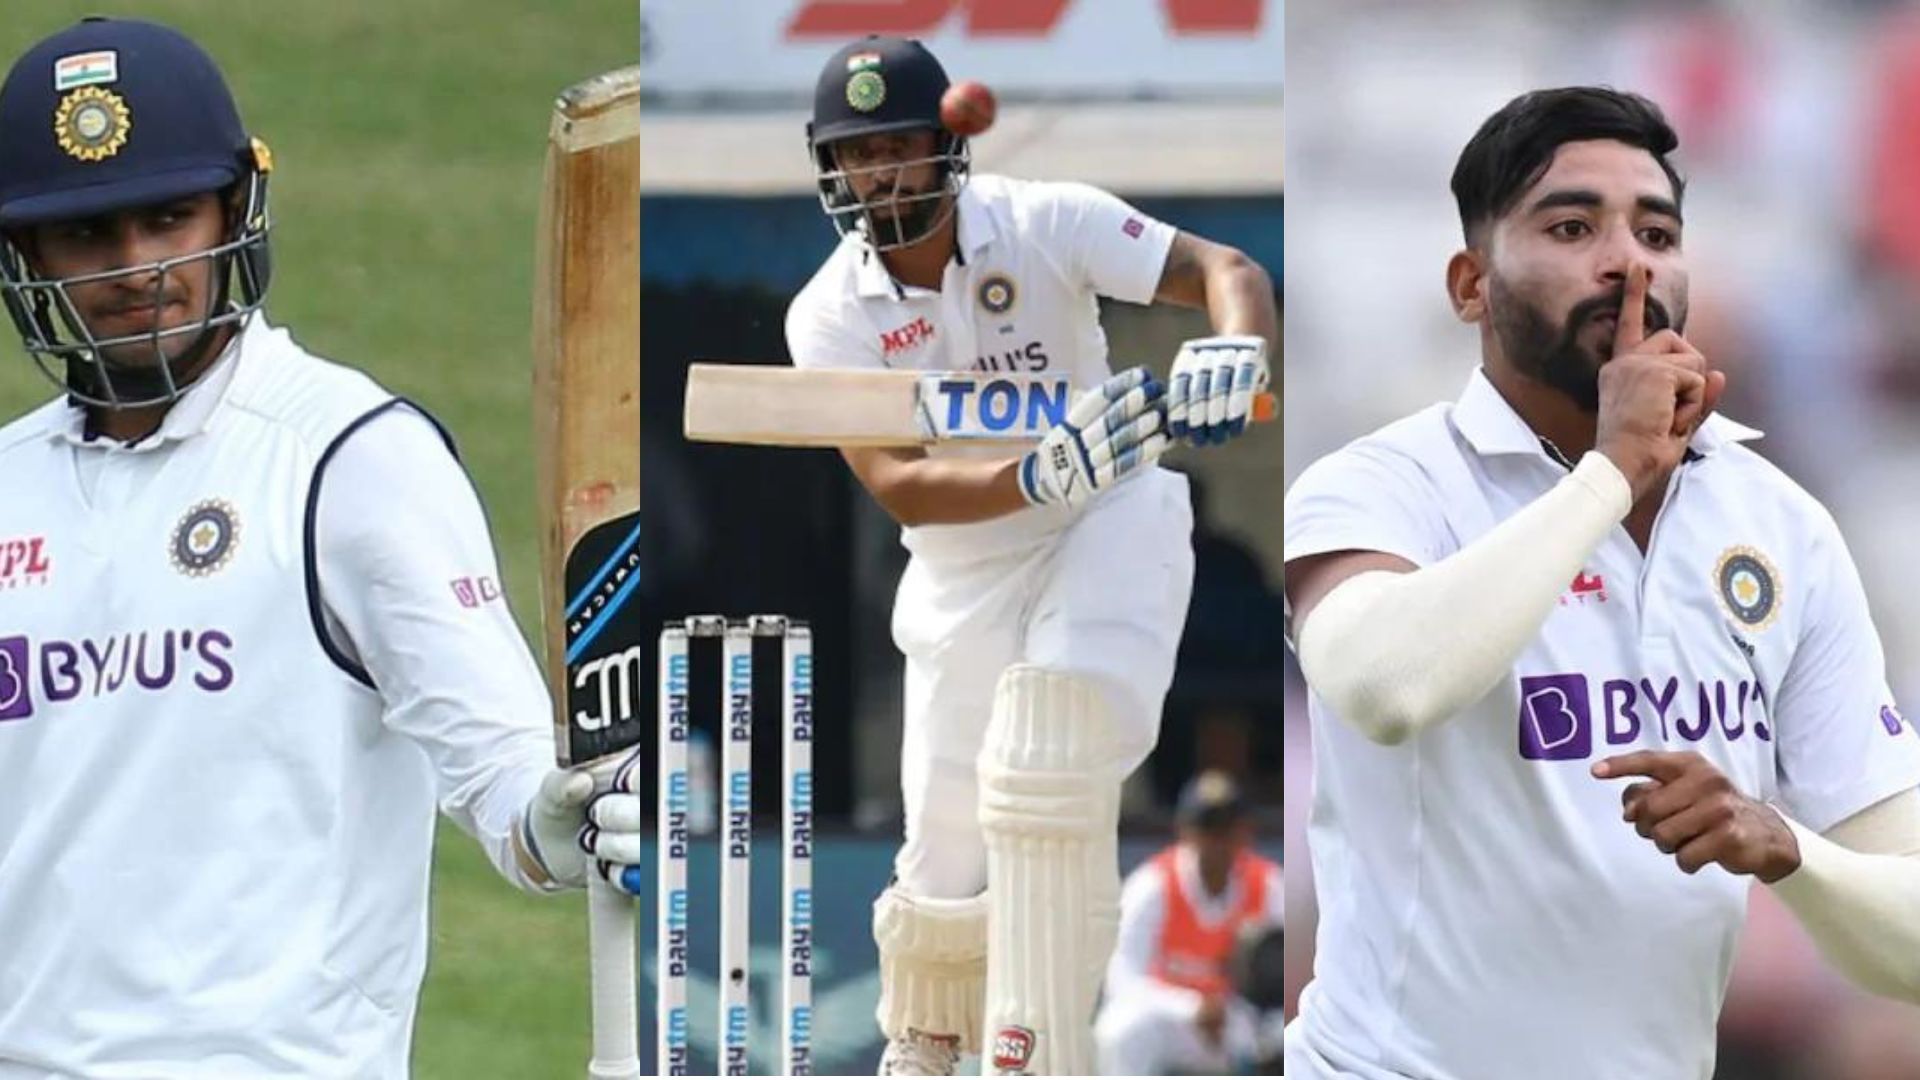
<box><xmin>1770</xmin><ymin>789</ymin><xmax>1920</xmax><ymax>1003</ymax></box>
<box><xmin>1296</xmin><ymin>451</ymin><xmax>1631</xmax><ymax>744</ymax></box>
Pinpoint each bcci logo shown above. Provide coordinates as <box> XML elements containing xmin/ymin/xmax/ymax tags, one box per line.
<box><xmin>54</xmin><ymin>85</ymin><xmax>131</xmax><ymax>162</ymax></box>
<box><xmin>170</xmin><ymin>499</ymin><xmax>241</xmax><ymax>577</ymax></box>
<box><xmin>977</xmin><ymin>274</ymin><xmax>1017</xmax><ymax>315</ymax></box>
<box><xmin>846</xmin><ymin>70</ymin><xmax>886</xmax><ymax>113</ymax></box>
<box><xmin>1714</xmin><ymin>545</ymin><xmax>1780</xmax><ymax>631</ymax></box>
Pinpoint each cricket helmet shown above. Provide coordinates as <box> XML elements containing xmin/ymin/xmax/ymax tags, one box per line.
<box><xmin>1176</xmin><ymin>770</ymin><xmax>1249</xmax><ymax>832</ymax></box>
<box><xmin>0</xmin><ymin>16</ymin><xmax>274</xmax><ymax>408</ymax></box>
<box><xmin>807</xmin><ymin>35</ymin><xmax>970</xmax><ymax>251</ymax></box>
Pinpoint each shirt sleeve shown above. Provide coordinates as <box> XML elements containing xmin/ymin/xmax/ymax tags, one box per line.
<box><xmin>1773</xmin><ymin>508</ymin><xmax>1920</xmax><ymax>833</ymax></box>
<box><xmin>1040</xmin><ymin>181</ymin><xmax>1177</xmax><ymax>306</ymax></box>
<box><xmin>314</xmin><ymin>405</ymin><xmax>557</xmax><ymax>893</ymax></box>
<box><xmin>1104</xmin><ymin>860</ymin><xmax>1206</xmax><ymax>1019</ymax></box>
<box><xmin>1283</xmin><ymin>437</ymin><xmax>1450</xmax><ymax>572</ymax></box>
<box><xmin>786</xmin><ymin>278</ymin><xmax>883</xmax><ymax>371</ymax></box>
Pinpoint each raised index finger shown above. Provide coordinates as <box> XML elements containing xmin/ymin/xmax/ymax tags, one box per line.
<box><xmin>1591</xmin><ymin>749</ymin><xmax>1689</xmax><ymax>782</ymax></box>
<box><xmin>1614</xmin><ymin>262</ymin><xmax>1648</xmax><ymax>355</ymax></box>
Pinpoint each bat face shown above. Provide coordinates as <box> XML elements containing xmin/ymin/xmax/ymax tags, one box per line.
<box><xmin>533</xmin><ymin>67</ymin><xmax>641</xmax><ymax>769</ymax></box>
<box><xmin>558</xmin><ymin>508</ymin><xmax>644</xmax><ymax>766</ymax></box>
<box><xmin>681</xmin><ymin>363</ymin><xmax>1276</xmax><ymax>448</ymax></box>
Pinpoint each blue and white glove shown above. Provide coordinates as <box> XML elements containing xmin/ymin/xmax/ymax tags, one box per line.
<box><xmin>1017</xmin><ymin>366</ymin><xmax>1169</xmax><ymax>512</ymax></box>
<box><xmin>524</xmin><ymin>749</ymin><xmax>641</xmax><ymax>895</ymax></box>
<box><xmin>1168</xmin><ymin>335</ymin><xmax>1270</xmax><ymax>446</ymax></box>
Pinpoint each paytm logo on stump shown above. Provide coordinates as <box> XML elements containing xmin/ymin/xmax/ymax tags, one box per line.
<box><xmin>1518</xmin><ymin>673</ymin><xmax>1774</xmax><ymax>761</ymax></box>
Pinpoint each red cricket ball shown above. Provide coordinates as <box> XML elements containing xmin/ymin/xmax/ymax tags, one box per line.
<box><xmin>940</xmin><ymin>80</ymin><xmax>996</xmax><ymax>137</ymax></box>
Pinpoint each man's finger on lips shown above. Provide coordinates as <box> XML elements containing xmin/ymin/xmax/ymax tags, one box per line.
<box><xmin>1614</xmin><ymin>262</ymin><xmax>1649</xmax><ymax>353</ymax></box>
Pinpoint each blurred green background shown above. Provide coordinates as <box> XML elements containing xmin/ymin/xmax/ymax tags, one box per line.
<box><xmin>0</xmin><ymin>4</ymin><xmax>635</xmax><ymax>1076</ymax></box>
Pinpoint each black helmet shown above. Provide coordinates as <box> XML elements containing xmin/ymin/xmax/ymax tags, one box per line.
<box><xmin>0</xmin><ymin>17</ymin><xmax>273</xmax><ymax>408</ymax></box>
<box><xmin>807</xmin><ymin>36</ymin><xmax>969</xmax><ymax>251</ymax></box>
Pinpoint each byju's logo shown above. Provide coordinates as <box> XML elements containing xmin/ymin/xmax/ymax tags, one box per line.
<box><xmin>1519</xmin><ymin>672</ymin><xmax>1772</xmax><ymax>761</ymax></box>
<box><xmin>0</xmin><ymin>629</ymin><xmax>234</xmax><ymax>722</ymax></box>
<box><xmin>1520</xmin><ymin>674</ymin><xmax>1591</xmax><ymax>760</ymax></box>
<box><xmin>0</xmin><ymin>638</ymin><xmax>31</xmax><ymax>721</ymax></box>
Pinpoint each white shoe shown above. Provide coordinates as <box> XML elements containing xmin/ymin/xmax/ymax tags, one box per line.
<box><xmin>879</xmin><ymin>1029</ymin><xmax>962</xmax><ymax>1075</ymax></box>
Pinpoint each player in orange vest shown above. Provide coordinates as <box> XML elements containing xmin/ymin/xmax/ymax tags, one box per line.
<box><xmin>1094</xmin><ymin>770</ymin><xmax>1284</xmax><ymax>1074</ymax></box>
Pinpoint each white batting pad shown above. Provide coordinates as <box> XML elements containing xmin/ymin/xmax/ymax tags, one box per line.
<box><xmin>873</xmin><ymin>886</ymin><xmax>989</xmax><ymax>1055</ymax></box>
<box><xmin>977</xmin><ymin>664</ymin><xmax>1123</xmax><ymax>1075</ymax></box>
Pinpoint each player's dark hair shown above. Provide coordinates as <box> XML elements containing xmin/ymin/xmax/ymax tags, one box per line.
<box><xmin>1451</xmin><ymin>87</ymin><xmax>1683</xmax><ymax>244</ymax></box>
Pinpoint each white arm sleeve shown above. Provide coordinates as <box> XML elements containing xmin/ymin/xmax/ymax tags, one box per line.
<box><xmin>1295</xmin><ymin>451</ymin><xmax>1631</xmax><ymax>745</ymax></box>
<box><xmin>1770</xmin><ymin>787</ymin><xmax>1920</xmax><ymax>1003</ymax></box>
<box><xmin>316</xmin><ymin>406</ymin><xmax>556</xmax><ymax>893</ymax></box>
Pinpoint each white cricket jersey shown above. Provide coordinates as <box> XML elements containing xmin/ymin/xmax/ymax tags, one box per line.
<box><xmin>0</xmin><ymin>317</ymin><xmax>554</xmax><ymax>1078</ymax></box>
<box><xmin>1282</xmin><ymin>368</ymin><xmax>1920</xmax><ymax>1080</ymax></box>
<box><xmin>784</xmin><ymin>173</ymin><xmax>1179</xmax><ymax>561</ymax></box>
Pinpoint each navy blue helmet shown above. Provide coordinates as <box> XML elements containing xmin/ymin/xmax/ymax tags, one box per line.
<box><xmin>808</xmin><ymin>36</ymin><xmax>969</xmax><ymax>251</ymax></box>
<box><xmin>0</xmin><ymin>17</ymin><xmax>273</xmax><ymax>407</ymax></box>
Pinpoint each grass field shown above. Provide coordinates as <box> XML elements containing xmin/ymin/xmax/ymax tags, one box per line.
<box><xmin>0</xmin><ymin>5</ymin><xmax>636</xmax><ymax>1075</ymax></box>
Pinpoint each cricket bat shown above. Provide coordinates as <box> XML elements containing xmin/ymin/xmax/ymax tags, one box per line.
<box><xmin>532</xmin><ymin>66</ymin><xmax>642</xmax><ymax>1080</ymax></box>
<box><xmin>682</xmin><ymin>363</ymin><xmax>1277</xmax><ymax>447</ymax></box>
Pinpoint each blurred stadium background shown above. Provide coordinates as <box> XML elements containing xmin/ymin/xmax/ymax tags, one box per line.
<box><xmin>0</xmin><ymin>4</ymin><xmax>634</xmax><ymax>1077</ymax></box>
<box><xmin>638</xmin><ymin>0</ymin><xmax>1282</xmax><ymax>1071</ymax></box>
<box><xmin>1284</xmin><ymin>1</ymin><xmax>1920</xmax><ymax>1076</ymax></box>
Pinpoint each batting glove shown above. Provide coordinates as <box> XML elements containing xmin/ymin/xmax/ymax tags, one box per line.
<box><xmin>523</xmin><ymin>749</ymin><xmax>642</xmax><ymax>895</ymax></box>
<box><xmin>1168</xmin><ymin>335</ymin><xmax>1270</xmax><ymax>446</ymax></box>
<box><xmin>1018</xmin><ymin>366</ymin><xmax>1169</xmax><ymax>512</ymax></box>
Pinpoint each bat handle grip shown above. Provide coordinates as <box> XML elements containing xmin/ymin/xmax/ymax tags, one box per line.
<box><xmin>587</xmin><ymin>876</ymin><xmax>642</xmax><ymax>1079</ymax></box>
<box><xmin>1252</xmin><ymin>390</ymin><xmax>1278</xmax><ymax>424</ymax></box>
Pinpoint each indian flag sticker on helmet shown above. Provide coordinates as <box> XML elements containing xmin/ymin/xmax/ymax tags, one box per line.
<box><xmin>847</xmin><ymin>70</ymin><xmax>886</xmax><ymax>113</ymax></box>
<box><xmin>846</xmin><ymin>51</ymin><xmax>883</xmax><ymax>73</ymax></box>
<box><xmin>54</xmin><ymin>86</ymin><xmax>132</xmax><ymax>163</ymax></box>
<box><xmin>52</xmin><ymin>50</ymin><xmax>118</xmax><ymax>91</ymax></box>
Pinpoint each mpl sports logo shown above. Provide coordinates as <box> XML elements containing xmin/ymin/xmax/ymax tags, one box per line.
<box><xmin>1517</xmin><ymin>673</ymin><xmax>1772</xmax><ymax>761</ymax></box>
<box><xmin>1560</xmin><ymin>570</ymin><xmax>1607</xmax><ymax>607</ymax></box>
<box><xmin>0</xmin><ymin>628</ymin><xmax>235</xmax><ymax>722</ymax></box>
<box><xmin>0</xmin><ymin>536</ymin><xmax>51</xmax><ymax>590</ymax></box>
<box><xmin>880</xmin><ymin>316</ymin><xmax>936</xmax><ymax>357</ymax></box>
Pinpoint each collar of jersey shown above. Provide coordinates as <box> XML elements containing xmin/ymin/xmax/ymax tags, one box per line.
<box><xmin>853</xmin><ymin>182</ymin><xmax>997</xmax><ymax>299</ymax></box>
<box><xmin>1453</xmin><ymin>365</ymin><xmax>1764</xmax><ymax>462</ymax></box>
<box><xmin>48</xmin><ymin>313</ymin><xmax>257</xmax><ymax>452</ymax></box>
